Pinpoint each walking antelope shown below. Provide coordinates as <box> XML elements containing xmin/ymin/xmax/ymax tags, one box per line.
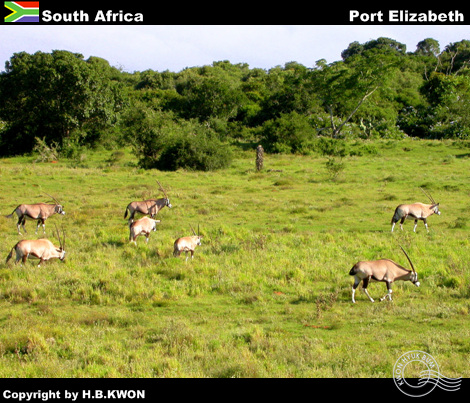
<box><xmin>173</xmin><ymin>225</ymin><xmax>203</xmax><ymax>261</ymax></box>
<box><xmin>6</xmin><ymin>226</ymin><xmax>66</xmax><ymax>267</ymax></box>
<box><xmin>129</xmin><ymin>217</ymin><xmax>160</xmax><ymax>245</ymax></box>
<box><xmin>349</xmin><ymin>246</ymin><xmax>420</xmax><ymax>303</ymax></box>
<box><xmin>124</xmin><ymin>181</ymin><xmax>172</xmax><ymax>224</ymax></box>
<box><xmin>6</xmin><ymin>193</ymin><xmax>65</xmax><ymax>235</ymax></box>
<box><xmin>391</xmin><ymin>188</ymin><xmax>440</xmax><ymax>232</ymax></box>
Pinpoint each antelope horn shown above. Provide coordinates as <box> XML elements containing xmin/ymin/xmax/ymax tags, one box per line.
<box><xmin>157</xmin><ymin>180</ymin><xmax>168</xmax><ymax>199</ymax></box>
<box><xmin>420</xmin><ymin>187</ymin><xmax>435</xmax><ymax>204</ymax></box>
<box><xmin>399</xmin><ymin>245</ymin><xmax>416</xmax><ymax>273</ymax></box>
<box><xmin>198</xmin><ymin>224</ymin><xmax>200</xmax><ymax>236</ymax></box>
<box><xmin>54</xmin><ymin>223</ymin><xmax>63</xmax><ymax>249</ymax></box>
<box><xmin>190</xmin><ymin>224</ymin><xmax>197</xmax><ymax>236</ymax></box>
<box><xmin>44</xmin><ymin>192</ymin><xmax>60</xmax><ymax>205</ymax></box>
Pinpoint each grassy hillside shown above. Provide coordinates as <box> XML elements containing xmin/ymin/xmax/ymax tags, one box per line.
<box><xmin>0</xmin><ymin>139</ymin><xmax>469</xmax><ymax>378</ymax></box>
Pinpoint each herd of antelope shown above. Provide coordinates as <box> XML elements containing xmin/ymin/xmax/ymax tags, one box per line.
<box><xmin>3</xmin><ymin>180</ymin><xmax>202</xmax><ymax>267</ymax></box>
<box><xmin>350</xmin><ymin>187</ymin><xmax>440</xmax><ymax>303</ymax></box>
<box><xmin>3</xmin><ymin>179</ymin><xmax>441</xmax><ymax>303</ymax></box>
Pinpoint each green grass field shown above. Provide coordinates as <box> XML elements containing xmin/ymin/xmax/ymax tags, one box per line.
<box><xmin>0</xmin><ymin>139</ymin><xmax>469</xmax><ymax>378</ymax></box>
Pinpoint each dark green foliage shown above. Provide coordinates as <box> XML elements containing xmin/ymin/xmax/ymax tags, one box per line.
<box><xmin>314</xmin><ymin>137</ymin><xmax>348</xmax><ymax>157</ymax></box>
<box><xmin>156</xmin><ymin>132</ymin><xmax>233</xmax><ymax>171</ymax></box>
<box><xmin>1</xmin><ymin>38</ymin><xmax>470</xmax><ymax>165</ymax></box>
<box><xmin>122</xmin><ymin>105</ymin><xmax>232</xmax><ymax>171</ymax></box>
<box><xmin>259</xmin><ymin>112</ymin><xmax>315</xmax><ymax>154</ymax></box>
<box><xmin>0</xmin><ymin>51</ymin><xmax>123</xmax><ymax>156</ymax></box>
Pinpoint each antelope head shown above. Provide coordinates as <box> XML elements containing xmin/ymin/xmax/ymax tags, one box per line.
<box><xmin>400</xmin><ymin>245</ymin><xmax>420</xmax><ymax>287</ymax></box>
<box><xmin>45</xmin><ymin>192</ymin><xmax>66</xmax><ymax>215</ymax></box>
<box><xmin>157</xmin><ymin>180</ymin><xmax>172</xmax><ymax>208</ymax></box>
<box><xmin>190</xmin><ymin>224</ymin><xmax>203</xmax><ymax>245</ymax></box>
<box><xmin>420</xmin><ymin>187</ymin><xmax>440</xmax><ymax>215</ymax></box>
<box><xmin>55</xmin><ymin>224</ymin><xmax>66</xmax><ymax>261</ymax></box>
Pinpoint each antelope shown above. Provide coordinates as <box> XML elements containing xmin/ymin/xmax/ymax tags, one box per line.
<box><xmin>391</xmin><ymin>188</ymin><xmax>440</xmax><ymax>232</ymax></box>
<box><xmin>6</xmin><ymin>225</ymin><xmax>66</xmax><ymax>267</ymax></box>
<box><xmin>349</xmin><ymin>246</ymin><xmax>420</xmax><ymax>303</ymax></box>
<box><xmin>124</xmin><ymin>180</ymin><xmax>172</xmax><ymax>224</ymax></box>
<box><xmin>6</xmin><ymin>193</ymin><xmax>65</xmax><ymax>235</ymax></box>
<box><xmin>173</xmin><ymin>225</ymin><xmax>203</xmax><ymax>261</ymax></box>
<box><xmin>129</xmin><ymin>217</ymin><xmax>160</xmax><ymax>245</ymax></box>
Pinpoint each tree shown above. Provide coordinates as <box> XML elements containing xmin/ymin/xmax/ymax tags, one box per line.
<box><xmin>0</xmin><ymin>51</ymin><xmax>123</xmax><ymax>156</ymax></box>
<box><xmin>439</xmin><ymin>40</ymin><xmax>470</xmax><ymax>74</ymax></box>
<box><xmin>311</xmin><ymin>51</ymin><xmax>395</xmax><ymax>138</ymax></box>
<box><xmin>172</xmin><ymin>62</ymin><xmax>247</xmax><ymax>122</ymax></box>
<box><xmin>421</xmin><ymin>72</ymin><xmax>470</xmax><ymax>138</ymax></box>
<box><xmin>415</xmin><ymin>38</ymin><xmax>440</xmax><ymax>57</ymax></box>
<box><xmin>257</xmin><ymin>62</ymin><xmax>320</xmax><ymax>123</ymax></box>
<box><xmin>341</xmin><ymin>37</ymin><xmax>406</xmax><ymax>60</ymax></box>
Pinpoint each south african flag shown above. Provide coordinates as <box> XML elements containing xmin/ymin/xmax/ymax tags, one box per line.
<box><xmin>5</xmin><ymin>1</ymin><xmax>39</xmax><ymax>22</ymax></box>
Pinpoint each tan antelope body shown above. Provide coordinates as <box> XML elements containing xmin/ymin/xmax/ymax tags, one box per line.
<box><xmin>129</xmin><ymin>217</ymin><xmax>160</xmax><ymax>245</ymax></box>
<box><xmin>391</xmin><ymin>188</ymin><xmax>440</xmax><ymax>232</ymax></box>
<box><xmin>6</xmin><ymin>195</ymin><xmax>65</xmax><ymax>235</ymax></box>
<box><xmin>124</xmin><ymin>181</ymin><xmax>172</xmax><ymax>223</ymax></box>
<box><xmin>173</xmin><ymin>225</ymin><xmax>202</xmax><ymax>261</ymax></box>
<box><xmin>349</xmin><ymin>246</ymin><xmax>420</xmax><ymax>303</ymax></box>
<box><xmin>6</xmin><ymin>227</ymin><xmax>66</xmax><ymax>267</ymax></box>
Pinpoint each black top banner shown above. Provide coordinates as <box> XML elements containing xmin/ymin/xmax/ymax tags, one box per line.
<box><xmin>2</xmin><ymin>2</ymin><xmax>470</xmax><ymax>25</ymax></box>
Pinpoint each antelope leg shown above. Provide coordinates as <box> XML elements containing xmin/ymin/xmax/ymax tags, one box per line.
<box><xmin>380</xmin><ymin>282</ymin><xmax>393</xmax><ymax>301</ymax></box>
<box><xmin>361</xmin><ymin>278</ymin><xmax>374</xmax><ymax>302</ymax></box>
<box><xmin>362</xmin><ymin>288</ymin><xmax>375</xmax><ymax>302</ymax></box>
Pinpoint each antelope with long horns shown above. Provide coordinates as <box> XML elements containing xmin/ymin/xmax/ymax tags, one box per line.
<box><xmin>129</xmin><ymin>217</ymin><xmax>161</xmax><ymax>245</ymax></box>
<box><xmin>391</xmin><ymin>188</ymin><xmax>440</xmax><ymax>232</ymax></box>
<box><xmin>124</xmin><ymin>180</ymin><xmax>172</xmax><ymax>224</ymax></box>
<box><xmin>5</xmin><ymin>193</ymin><xmax>66</xmax><ymax>235</ymax></box>
<box><xmin>349</xmin><ymin>246</ymin><xmax>420</xmax><ymax>303</ymax></box>
<box><xmin>6</xmin><ymin>225</ymin><xmax>66</xmax><ymax>267</ymax></box>
<box><xmin>173</xmin><ymin>225</ymin><xmax>203</xmax><ymax>261</ymax></box>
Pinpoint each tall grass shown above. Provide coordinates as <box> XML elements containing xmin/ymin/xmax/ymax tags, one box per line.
<box><xmin>0</xmin><ymin>139</ymin><xmax>469</xmax><ymax>377</ymax></box>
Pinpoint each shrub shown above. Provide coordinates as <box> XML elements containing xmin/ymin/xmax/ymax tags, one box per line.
<box><xmin>313</xmin><ymin>137</ymin><xmax>348</xmax><ymax>157</ymax></box>
<box><xmin>32</xmin><ymin>137</ymin><xmax>59</xmax><ymax>162</ymax></box>
<box><xmin>325</xmin><ymin>156</ymin><xmax>345</xmax><ymax>180</ymax></box>
<box><xmin>259</xmin><ymin>112</ymin><xmax>315</xmax><ymax>154</ymax></box>
<box><xmin>123</xmin><ymin>105</ymin><xmax>232</xmax><ymax>171</ymax></box>
<box><xmin>155</xmin><ymin>132</ymin><xmax>233</xmax><ymax>171</ymax></box>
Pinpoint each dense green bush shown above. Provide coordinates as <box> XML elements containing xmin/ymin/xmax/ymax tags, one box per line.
<box><xmin>2</xmin><ymin>39</ymin><xmax>470</xmax><ymax>160</ymax></box>
<box><xmin>155</xmin><ymin>131</ymin><xmax>233</xmax><ymax>171</ymax></box>
<box><xmin>122</xmin><ymin>105</ymin><xmax>232</xmax><ymax>171</ymax></box>
<box><xmin>259</xmin><ymin>112</ymin><xmax>315</xmax><ymax>154</ymax></box>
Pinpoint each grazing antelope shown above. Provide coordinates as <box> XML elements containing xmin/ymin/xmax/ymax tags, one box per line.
<box><xmin>6</xmin><ymin>226</ymin><xmax>66</xmax><ymax>267</ymax></box>
<box><xmin>5</xmin><ymin>193</ymin><xmax>65</xmax><ymax>235</ymax></box>
<box><xmin>129</xmin><ymin>217</ymin><xmax>160</xmax><ymax>245</ymax></box>
<box><xmin>124</xmin><ymin>180</ymin><xmax>172</xmax><ymax>224</ymax></box>
<box><xmin>349</xmin><ymin>246</ymin><xmax>420</xmax><ymax>303</ymax></box>
<box><xmin>173</xmin><ymin>225</ymin><xmax>203</xmax><ymax>261</ymax></box>
<box><xmin>391</xmin><ymin>188</ymin><xmax>440</xmax><ymax>232</ymax></box>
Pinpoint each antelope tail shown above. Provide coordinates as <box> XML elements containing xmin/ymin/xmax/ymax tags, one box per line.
<box><xmin>349</xmin><ymin>264</ymin><xmax>358</xmax><ymax>276</ymax></box>
<box><xmin>391</xmin><ymin>207</ymin><xmax>402</xmax><ymax>224</ymax></box>
<box><xmin>124</xmin><ymin>207</ymin><xmax>128</xmax><ymax>219</ymax></box>
<box><xmin>5</xmin><ymin>247</ymin><xmax>15</xmax><ymax>264</ymax></box>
